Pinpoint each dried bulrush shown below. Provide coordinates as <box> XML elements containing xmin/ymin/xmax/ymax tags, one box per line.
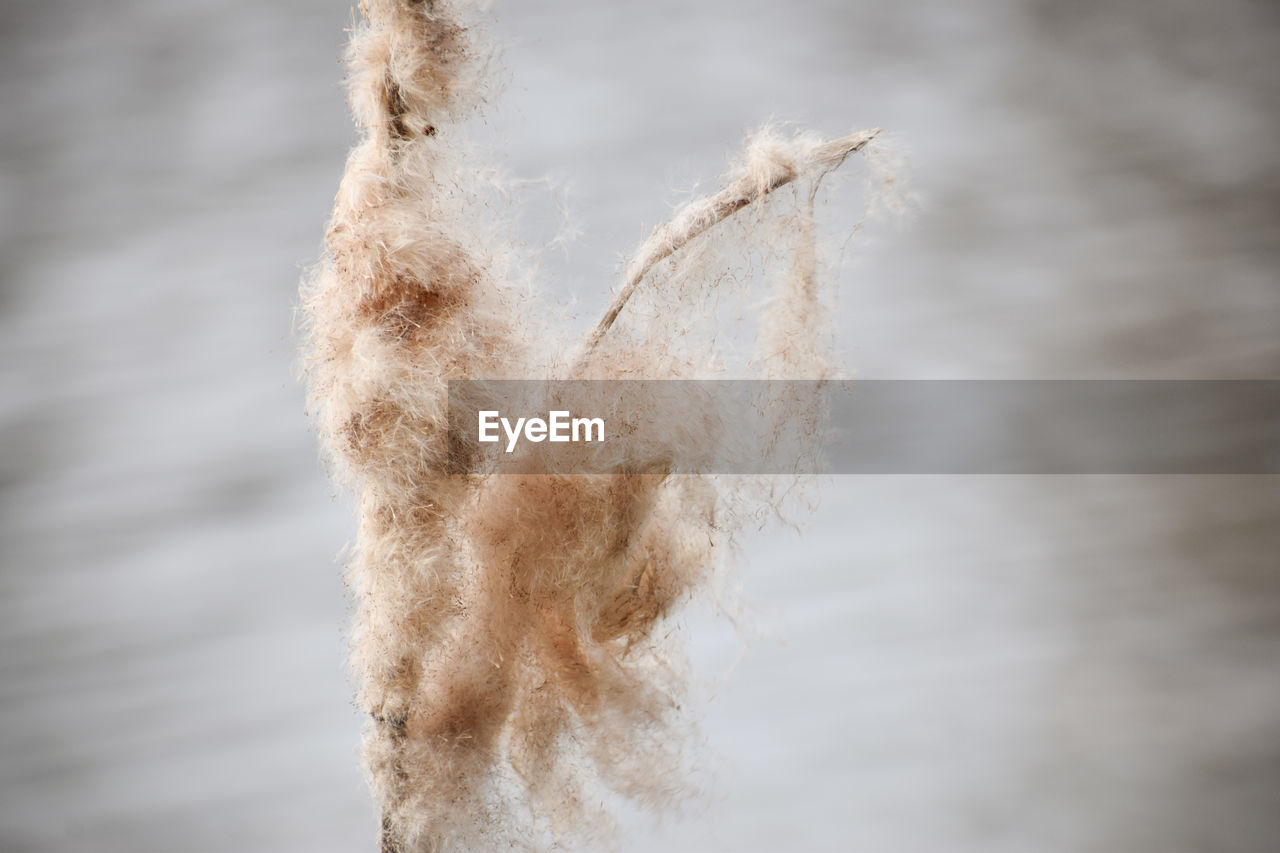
<box><xmin>302</xmin><ymin>1</ymin><xmax>887</xmax><ymax>849</ymax></box>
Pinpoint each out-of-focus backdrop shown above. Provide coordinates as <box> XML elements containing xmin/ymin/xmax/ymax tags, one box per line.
<box><xmin>2</xmin><ymin>1</ymin><xmax>1278</xmax><ymax>851</ymax></box>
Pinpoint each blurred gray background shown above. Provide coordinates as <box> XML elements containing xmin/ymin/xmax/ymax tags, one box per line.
<box><xmin>2</xmin><ymin>1</ymin><xmax>1278</xmax><ymax>851</ymax></box>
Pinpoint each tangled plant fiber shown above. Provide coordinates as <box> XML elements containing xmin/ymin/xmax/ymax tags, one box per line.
<box><xmin>302</xmin><ymin>1</ymin><xmax>887</xmax><ymax>850</ymax></box>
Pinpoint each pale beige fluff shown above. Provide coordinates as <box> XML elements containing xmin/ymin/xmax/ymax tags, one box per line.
<box><xmin>301</xmin><ymin>1</ymin><xmax>886</xmax><ymax>850</ymax></box>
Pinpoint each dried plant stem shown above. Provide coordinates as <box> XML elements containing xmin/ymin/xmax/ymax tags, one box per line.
<box><xmin>304</xmin><ymin>2</ymin><xmax>889</xmax><ymax>847</ymax></box>
<box><xmin>580</xmin><ymin>128</ymin><xmax>880</xmax><ymax>355</ymax></box>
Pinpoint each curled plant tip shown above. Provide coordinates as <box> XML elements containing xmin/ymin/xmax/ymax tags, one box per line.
<box><xmin>302</xmin><ymin>3</ymin><xmax>889</xmax><ymax>851</ymax></box>
<box><xmin>580</xmin><ymin>128</ymin><xmax>881</xmax><ymax>358</ymax></box>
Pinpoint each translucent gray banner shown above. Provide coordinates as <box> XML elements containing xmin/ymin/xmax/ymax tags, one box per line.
<box><xmin>446</xmin><ymin>381</ymin><xmax>1280</xmax><ymax>474</ymax></box>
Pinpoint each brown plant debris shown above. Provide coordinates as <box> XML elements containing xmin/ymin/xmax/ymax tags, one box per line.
<box><xmin>301</xmin><ymin>1</ymin><xmax>888</xmax><ymax>850</ymax></box>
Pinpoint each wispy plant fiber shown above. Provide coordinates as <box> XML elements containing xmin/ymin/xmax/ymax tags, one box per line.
<box><xmin>301</xmin><ymin>1</ymin><xmax>887</xmax><ymax>849</ymax></box>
